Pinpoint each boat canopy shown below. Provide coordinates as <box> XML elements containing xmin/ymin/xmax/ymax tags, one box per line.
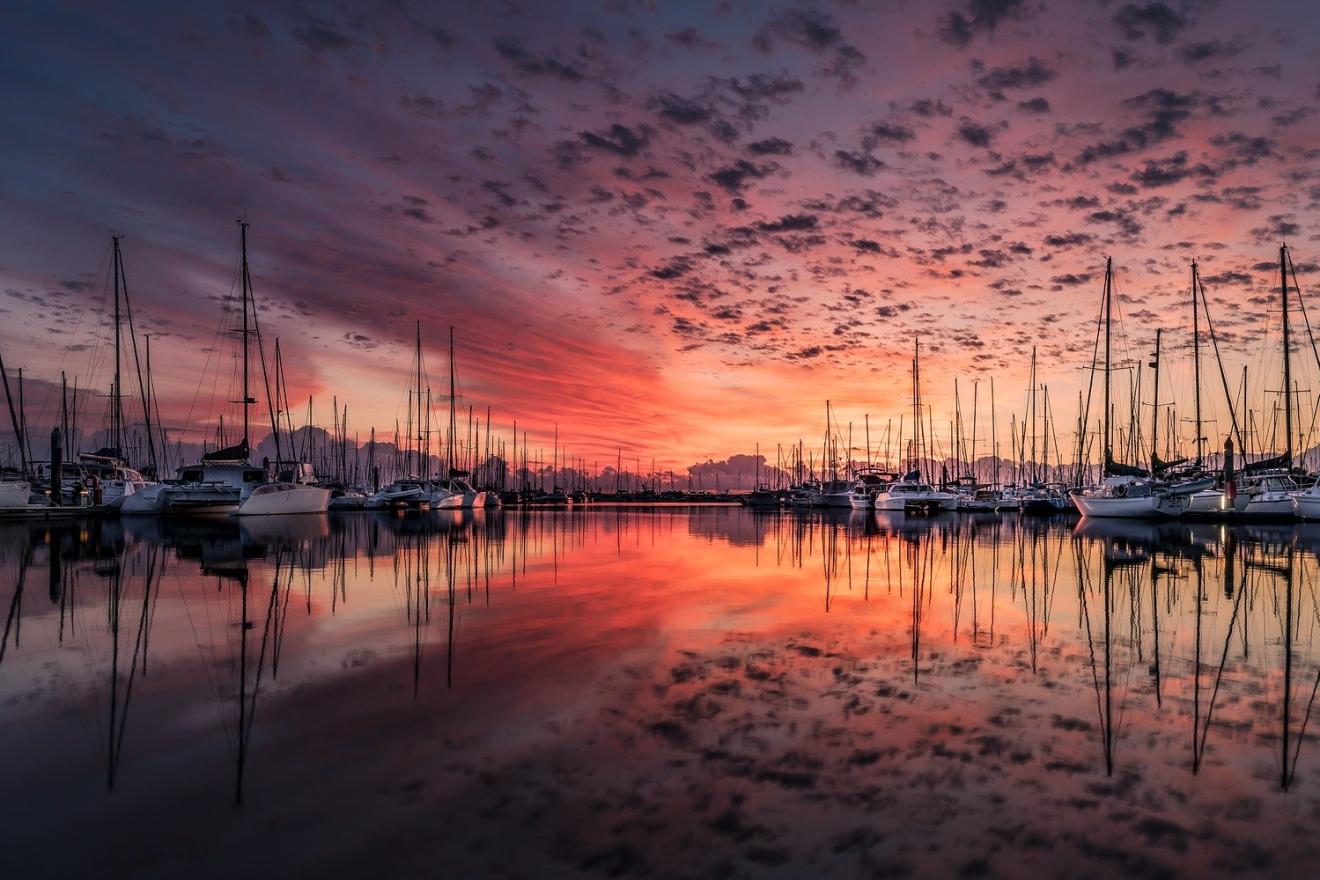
<box><xmin>1242</xmin><ymin>453</ymin><xmax>1289</xmax><ymax>474</ymax></box>
<box><xmin>1104</xmin><ymin>455</ymin><xmax>1149</xmax><ymax>479</ymax></box>
<box><xmin>203</xmin><ymin>440</ymin><xmax>249</xmax><ymax>462</ymax></box>
<box><xmin>1151</xmin><ymin>454</ymin><xmax>1188</xmax><ymax>474</ymax></box>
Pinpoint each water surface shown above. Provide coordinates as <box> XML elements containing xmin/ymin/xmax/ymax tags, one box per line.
<box><xmin>3</xmin><ymin>508</ymin><xmax>1319</xmax><ymax>878</ymax></box>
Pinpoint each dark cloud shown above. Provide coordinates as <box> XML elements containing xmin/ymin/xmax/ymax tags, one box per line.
<box><xmin>1202</xmin><ymin>270</ymin><xmax>1252</xmax><ymax>286</ymax></box>
<box><xmin>1111</xmin><ymin>47</ymin><xmax>1138</xmax><ymax>70</ymax></box>
<box><xmin>230</xmin><ymin>14</ymin><xmax>268</xmax><ymax>37</ymax></box>
<box><xmin>910</xmin><ymin>98</ymin><xmax>954</xmax><ymax>118</ymax></box>
<box><xmin>832</xmin><ymin>150</ymin><xmax>884</xmax><ymax>176</ymax></box>
<box><xmin>708</xmin><ymin>159</ymin><xmax>776</xmax><ymax>193</ymax></box>
<box><xmin>863</xmin><ymin>122</ymin><xmax>916</xmax><ymax>148</ymax></box>
<box><xmin>746</xmin><ymin>137</ymin><xmax>794</xmax><ymax>156</ymax></box>
<box><xmin>666</xmin><ymin>26</ymin><xmax>718</xmax><ymax>49</ymax></box>
<box><xmin>723</xmin><ymin>73</ymin><xmax>805</xmax><ymax>103</ymax></box>
<box><xmin>1050</xmin><ymin>272</ymin><xmax>1094</xmax><ymax>287</ymax></box>
<box><xmin>755</xmin><ymin>214</ymin><xmax>819</xmax><ymax>233</ymax></box>
<box><xmin>975</xmin><ymin>57</ymin><xmax>1056</xmax><ymax>95</ymax></box>
<box><xmin>1130</xmin><ymin>151</ymin><xmax>1217</xmax><ymax>188</ymax></box>
<box><xmin>1179</xmin><ymin>39</ymin><xmax>1247</xmax><ymax>64</ymax></box>
<box><xmin>1112</xmin><ymin>3</ymin><xmax>1190</xmax><ymax>45</ymax></box>
<box><xmin>956</xmin><ymin>119</ymin><xmax>995</xmax><ymax>148</ymax></box>
<box><xmin>754</xmin><ymin>7</ymin><xmax>865</xmax><ymax>87</ymax></box>
<box><xmin>1017</xmin><ymin>97</ymin><xmax>1051</xmax><ymax>113</ymax></box>
<box><xmin>1210</xmin><ymin>132</ymin><xmax>1277</xmax><ymax>166</ymax></box>
<box><xmin>1086</xmin><ymin>209</ymin><xmax>1143</xmax><ymax>237</ymax></box>
<box><xmin>936</xmin><ymin>0</ymin><xmax>1037</xmax><ymax>49</ymax></box>
<box><xmin>580</xmin><ymin>124</ymin><xmax>652</xmax><ymax>157</ymax></box>
<box><xmin>1044</xmin><ymin>232</ymin><xmax>1094</xmax><ymax>247</ymax></box>
<box><xmin>1072</xmin><ymin>88</ymin><xmax>1215</xmax><ymax>166</ymax></box>
<box><xmin>650</xmin><ymin>92</ymin><xmax>714</xmax><ymax>125</ymax></box>
<box><xmin>650</xmin><ymin>256</ymin><xmax>694</xmax><ymax>280</ymax></box>
<box><xmin>492</xmin><ymin>37</ymin><xmax>585</xmax><ymax>81</ymax></box>
<box><xmin>287</xmin><ymin>10</ymin><xmax>360</xmax><ymax>53</ymax></box>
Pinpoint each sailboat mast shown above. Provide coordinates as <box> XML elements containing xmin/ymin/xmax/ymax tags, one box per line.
<box><xmin>415</xmin><ymin>322</ymin><xmax>422</xmax><ymax>476</ymax></box>
<box><xmin>1191</xmin><ymin>262</ymin><xmax>1204</xmax><ymax>464</ymax></box>
<box><xmin>111</xmin><ymin>235</ymin><xmax>123</xmax><ymax>454</ymax></box>
<box><xmin>1102</xmin><ymin>256</ymin><xmax>1113</xmax><ymax>471</ymax></box>
<box><xmin>1150</xmin><ymin>328</ymin><xmax>1161</xmax><ymax>472</ymax></box>
<box><xmin>1029</xmin><ymin>346</ymin><xmax>1037</xmax><ymax>483</ymax></box>
<box><xmin>239</xmin><ymin>221</ymin><xmax>250</xmax><ymax>451</ymax></box>
<box><xmin>448</xmin><ymin>326</ymin><xmax>457</xmax><ymax>474</ymax></box>
<box><xmin>911</xmin><ymin>339</ymin><xmax>920</xmax><ymax>474</ymax></box>
<box><xmin>1281</xmin><ymin>244</ymin><xmax>1294</xmax><ymax>463</ymax></box>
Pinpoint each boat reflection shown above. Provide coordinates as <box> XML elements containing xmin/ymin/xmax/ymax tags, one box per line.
<box><xmin>1</xmin><ymin>505</ymin><xmax>1319</xmax><ymax>819</ymax></box>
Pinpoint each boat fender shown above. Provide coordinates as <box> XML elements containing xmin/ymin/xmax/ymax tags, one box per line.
<box><xmin>1114</xmin><ymin>483</ymin><xmax>1126</xmax><ymax>497</ymax></box>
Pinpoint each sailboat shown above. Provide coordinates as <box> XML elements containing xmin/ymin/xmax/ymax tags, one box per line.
<box><xmin>1237</xmin><ymin>245</ymin><xmax>1302</xmax><ymax>518</ymax></box>
<box><xmin>873</xmin><ymin>341</ymin><xmax>958</xmax><ymax>513</ymax></box>
<box><xmin>1072</xmin><ymin>258</ymin><xmax>1189</xmax><ymax>519</ymax></box>
<box><xmin>366</xmin><ymin>323</ymin><xmax>432</xmax><ymax>510</ymax></box>
<box><xmin>1177</xmin><ymin>261</ymin><xmax>1227</xmax><ymax>513</ymax></box>
<box><xmin>161</xmin><ymin>222</ymin><xmax>309</xmax><ymax>515</ymax></box>
<box><xmin>79</xmin><ymin>236</ymin><xmax>154</xmax><ymax>508</ymax></box>
<box><xmin>431</xmin><ymin>328</ymin><xmax>487</xmax><ymax>510</ymax></box>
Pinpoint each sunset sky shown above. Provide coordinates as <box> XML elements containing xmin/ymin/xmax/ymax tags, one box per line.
<box><xmin>3</xmin><ymin>0</ymin><xmax>1319</xmax><ymax>472</ymax></box>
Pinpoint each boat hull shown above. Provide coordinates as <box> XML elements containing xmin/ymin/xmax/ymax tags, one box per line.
<box><xmin>1292</xmin><ymin>493</ymin><xmax>1320</xmax><ymax>520</ymax></box>
<box><xmin>161</xmin><ymin>484</ymin><xmax>242</xmax><ymax>515</ymax></box>
<box><xmin>1073</xmin><ymin>493</ymin><xmax>1188</xmax><ymax>519</ymax></box>
<box><xmin>1237</xmin><ymin>495</ymin><xmax>1294</xmax><ymax>518</ymax></box>
<box><xmin>1186</xmin><ymin>489</ymin><xmax>1226</xmax><ymax>514</ymax></box>
<box><xmin>120</xmin><ymin>484</ymin><xmax>167</xmax><ymax>514</ymax></box>
<box><xmin>235</xmin><ymin>485</ymin><xmax>331</xmax><ymax>516</ymax></box>
<box><xmin>0</xmin><ymin>481</ymin><xmax>31</xmax><ymax>508</ymax></box>
<box><xmin>874</xmin><ymin>493</ymin><xmax>958</xmax><ymax>513</ymax></box>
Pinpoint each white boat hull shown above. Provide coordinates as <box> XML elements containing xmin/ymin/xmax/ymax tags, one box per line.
<box><xmin>1238</xmin><ymin>495</ymin><xmax>1294</xmax><ymax>518</ymax></box>
<box><xmin>236</xmin><ymin>484</ymin><xmax>331</xmax><ymax>516</ymax></box>
<box><xmin>161</xmin><ymin>484</ymin><xmax>242</xmax><ymax>515</ymax></box>
<box><xmin>1073</xmin><ymin>493</ymin><xmax>1188</xmax><ymax>518</ymax></box>
<box><xmin>1187</xmin><ymin>489</ymin><xmax>1226</xmax><ymax>514</ymax></box>
<box><xmin>120</xmin><ymin>484</ymin><xmax>167</xmax><ymax>514</ymax></box>
<box><xmin>1292</xmin><ymin>493</ymin><xmax>1320</xmax><ymax>520</ymax></box>
<box><xmin>0</xmin><ymin>481</ymin><xmax>31</xmax><ymax>508</ymax></box>
<box><xmin>848</xmin><ymin>495</ymin><xmax>873</xmax><ymax>510</ymax></box>
<box><xmin>819</xmin><ymin>491</ymin><xmax>854</xmax><ymax>508</ymax></box>
<box><xmin>874</xmin><ymin>492</ymin><xmax>958</xmax><ymax>512</ymax></box>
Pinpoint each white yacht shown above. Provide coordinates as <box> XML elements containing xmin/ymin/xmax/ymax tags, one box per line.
<box><xmin>76</xmin><ymin>451</ymin><xmax>152</xmax><ymax>509</ymax></box>
<box><xmin>874</xmin><ymin>472</ymin><xmax>958</xmax><ymax>513</ymax></box>
<box><xmin>816</xmin><ymin>478</ymin><xmax>855</xmax><ymax>508</ymax></box>
<box><xmin>847</xmin><ymin>470</ymin><xmax>893</xmax><ymax>509</ymax></box>
<box><xmin>236</xmin><ymin>463</ymin><xmax>330</xmax><ymax>516</ymax></box>
<box><xmin>365</xmin><ymin>478</ymin><xmax>430</xmax><ymax>509</ymax></box>
<box><xmin>961</xmin><ymin>488</ymin><xmax>1014</xmax><ymax>512</ymax></box>
<box><xmin>1071</xmin><ymin>476</ymin><xmax>1189</xmax><ymax>519</ymax></box>
<box><xmin>1233</xmin><ymin>472</ymin><xmax>1298</xmax><ymax>518</ymax></box>
<box><xmin>160</xmin><ymin>457</ymin><xmax>268</xmax><ymax>515</ymax></box>
<box><xmin>432</xmin><ymin>472</ymin><xmax>487</xmax><ymax>509</ymax></box>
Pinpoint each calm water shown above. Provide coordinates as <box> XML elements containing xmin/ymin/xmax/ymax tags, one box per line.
<box><xmin>3</xmin><ymin>508</ymin><xmax>1320</xmax><ymax>878</ymax></box>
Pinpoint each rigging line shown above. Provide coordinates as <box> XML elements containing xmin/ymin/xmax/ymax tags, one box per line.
<box><xmin>1197</xmin><ymin>276</ymin><xmax>1246</xmax><ymax>451</ymax></box>
<box><xmin>178</xmin><ymin>249</ymin><xmax>242</xmax><ymax>450</ymax></box>
<box><xmin>37</xmin><ymin>241</ymin><xmax>114</xmax><ymax>437</ymax></box>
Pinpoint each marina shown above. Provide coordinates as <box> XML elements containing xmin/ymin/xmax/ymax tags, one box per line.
<box><xmin>8</xmin><ymin>1</ymin><xmax>1320</xmax><ymax>876</ymax></box>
